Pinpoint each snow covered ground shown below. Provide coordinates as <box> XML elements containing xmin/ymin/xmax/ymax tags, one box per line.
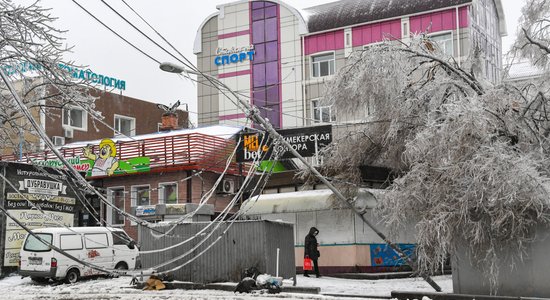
<box><xmin>0</xmin><ymin>273</ymin><xmax>452</xmax><ymax>299</ymax></box>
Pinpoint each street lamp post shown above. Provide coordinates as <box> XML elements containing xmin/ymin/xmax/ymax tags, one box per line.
<box><xmin>159</xmin><ymin>62</ymin><xmax>442</xmax><ymax>292</ymax></box>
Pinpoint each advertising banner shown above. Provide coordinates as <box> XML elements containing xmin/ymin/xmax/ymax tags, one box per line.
<box><xmin>236</xmin><ymin>125</ymin><xmax>333</xmax><ymax>162</ymax></box>
<box><xmin>2</xmin><ymin>163</ymin><xmax>78</xmax><ymax>267</ymax></box>
<box><xmin>30</xmin><ymin>138</ymin><xmax>151</xmax><ymax>179</ymax></box>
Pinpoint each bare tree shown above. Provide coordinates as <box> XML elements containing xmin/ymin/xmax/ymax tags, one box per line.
<box><xmin>319</xmin><ymin>14</ymin><xmax>550</xmax><ymax>292</ymax></box>
<box><xmin>0</xmin><ymin>0</ymin><xmax>95</xmax><ymax>155</ymax></box>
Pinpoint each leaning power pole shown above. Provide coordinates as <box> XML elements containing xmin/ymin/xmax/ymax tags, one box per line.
<box><xmin>163</xmin><ymin>63</ymin><xmax>442</xmax><ymax>292</ymax></box>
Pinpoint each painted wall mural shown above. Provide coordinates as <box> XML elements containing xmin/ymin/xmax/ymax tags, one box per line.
<box><xmin>370</xmin><ymin>243</ymin><xmax>416</xmax><ymax>267</ymax></box>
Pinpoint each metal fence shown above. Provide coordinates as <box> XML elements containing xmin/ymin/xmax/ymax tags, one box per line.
<box><xmin>138</xmin><ymin>220</ymin><xmax>295</xmax><ymax>283</ymax></box>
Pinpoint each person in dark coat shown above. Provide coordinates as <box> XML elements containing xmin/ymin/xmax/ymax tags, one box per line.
<box><xmin>304</xmin><ymin>227</ymin><xmax>321</xmax><ymax>278</ymax></box>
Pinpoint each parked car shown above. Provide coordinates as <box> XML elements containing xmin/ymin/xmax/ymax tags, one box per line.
<box><xmin>19</xmin><ymin>227</ymin><xmax>140</xmax><ymax>283</ymax></box>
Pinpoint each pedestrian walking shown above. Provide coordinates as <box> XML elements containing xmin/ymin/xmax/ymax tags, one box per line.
<box><xmin>304</xmin><ymin>227</ymin><xmax>321</xmax><ymax>278</ymax></box>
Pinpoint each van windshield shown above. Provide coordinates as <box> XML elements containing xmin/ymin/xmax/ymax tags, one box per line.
<box><xmin>23</xmin><ymin>233</ymin><xmax>53</xmax><ymax>252</ymax></box>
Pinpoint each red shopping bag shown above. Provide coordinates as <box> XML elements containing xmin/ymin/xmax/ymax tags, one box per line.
<box><xmin>303</xmin><ymin>256</ymin><xmax>313</xmax><ymax>271</ymax></box>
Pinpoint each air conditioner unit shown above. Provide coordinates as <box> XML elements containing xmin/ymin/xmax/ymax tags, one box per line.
<box><xmin>52</xmin><ymin>136</ymin><xmax>65</xmax><ymax>146</ymax></box>
<box><xmin>63</xmin><ymin>127</ymin><xmax>74</xmax><ymax>139</ymax></box>
<box><xmin>220</xmin><ymin>179</ymin><xmax>236</xmax><ymax>194</ymax></box>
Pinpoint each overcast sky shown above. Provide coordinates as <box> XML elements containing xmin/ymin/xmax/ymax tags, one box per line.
<box><xmin>36</xmin><ymin>0</ymin><xmax>524</xmax><ymax>126</ymax></box>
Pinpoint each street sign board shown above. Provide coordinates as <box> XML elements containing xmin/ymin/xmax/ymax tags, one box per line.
<box><xmin>236</xmin><ymin>125</ymin><xmax>332</xmax><ymax>162</ymax></box>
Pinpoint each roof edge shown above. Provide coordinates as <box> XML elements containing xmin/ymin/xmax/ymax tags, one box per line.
<box><xmin>194</xmin><ymin>0</ymin><xmax>309</xmax><ymax>54</ymax></box>
<box><xmin>494</xmin><ymin>0</ymin><xmax>507</xmax><ymax>36</ymax></box>
<box><xmin>193</xmin><ymin>12</ymin><xmax>219</xmax><ymax>54</ymax></box>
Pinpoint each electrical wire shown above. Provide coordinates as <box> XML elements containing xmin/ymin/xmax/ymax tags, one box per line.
<box><xmin>71</xmin><ymin>1</ymin><xmax>160</xmax><ymax>65</ymax></box>
<box><xmin>150</xmin><ymin>142</ymin><xmax>281</xmax><ymax>273</ymax></box>
<box><xmin>140</xmin><ymin>130</ymin><xmax>272</xmax><ymax>253</ymax></box>
<box><xmin>145</xmin><ymin>143</ymin><xmax>277</xmax><ymax>270</ymax></box>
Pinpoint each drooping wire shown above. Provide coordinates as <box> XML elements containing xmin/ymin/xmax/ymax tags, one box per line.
<box><xmin>71</xmin><ymin>0</ymin><xmax>160</xmax><ymax>65</ymax></box>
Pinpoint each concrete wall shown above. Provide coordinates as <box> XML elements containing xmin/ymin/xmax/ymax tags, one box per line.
<box><xmin>452</xmin><ymin>225</ymin><xmax>550</xmax><ymax>297</ymax></box>
<box><xmin>255</xmin><ymin>208</ymin><xmax>416</xmax><ymax>273</ymax></box>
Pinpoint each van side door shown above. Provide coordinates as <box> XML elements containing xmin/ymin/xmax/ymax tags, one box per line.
<box><xmin>112</xmin><ymin>231</ymin><xmax>138</xmax><ymax>269</ymax></box>
<box><xmin>58</xmin><ymin>234</ymin><xmax>84</xmax><ymax>275</ymax></box>
<box><xmin>82</xmin><ymin>233</ymin><xmax>113</xmax><ymax>275</ymax></box>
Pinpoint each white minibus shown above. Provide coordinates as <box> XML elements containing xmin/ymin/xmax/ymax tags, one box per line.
<box><xmin>19</xmin><ymin>227</ymin><xmax>140</xmax><ymax>283</ymax></box>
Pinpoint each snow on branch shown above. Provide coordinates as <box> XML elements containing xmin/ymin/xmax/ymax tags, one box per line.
<box><xmin>319</xmin><ymin>33</ymin><xmax>550</xmax><ymax>293</ymax></box>
<box><xmin>0</xmin><ymin>0</ymin><xmax>96</xmax><ymax>154</ymax></box>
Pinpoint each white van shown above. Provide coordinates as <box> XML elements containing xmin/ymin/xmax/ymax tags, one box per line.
<box><xmin>19</xmin><ymin>227</ymin><xmax>140</xmax><ymax>283</ymax></box>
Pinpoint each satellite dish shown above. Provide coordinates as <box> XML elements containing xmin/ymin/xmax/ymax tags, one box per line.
<box><xmin>352</xmin><ymin>189</ymin><xmax>377</xmax><ymax>213</ymax></box>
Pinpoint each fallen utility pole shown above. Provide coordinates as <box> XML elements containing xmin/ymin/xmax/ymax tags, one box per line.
<box><xmin>160</xmin><ymin>62</ymin><xmax>442</xmax><ymax>292</ymax></box>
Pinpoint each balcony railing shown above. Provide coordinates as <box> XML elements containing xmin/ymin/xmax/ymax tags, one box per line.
<box><xmin>0</xmin><ymin>132</ymin><xmax>244</xmax><ymax>177</ymax></box>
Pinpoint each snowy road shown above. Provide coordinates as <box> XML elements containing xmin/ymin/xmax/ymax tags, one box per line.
<box><xmin>0</xmin><ymin>274</ymin><xmax>452</xmax><ymax>299</ymax></box>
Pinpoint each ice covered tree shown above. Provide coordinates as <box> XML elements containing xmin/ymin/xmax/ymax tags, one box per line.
<box><xmin>512</xmin><ymin>0</ymin><xmax>550</xmax><ymax>69</ymax></box>
<box><xmin>0</xmin><ymin>0</ymin><xmax>95</xmax><ymax>155</ymax></box>
<box><xmin>318</xmin><ymin>2</ymin><xmax>550</xmax><ymax>292</ymax></box>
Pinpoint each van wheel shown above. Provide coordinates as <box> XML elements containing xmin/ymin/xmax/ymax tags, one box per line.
<box><xmin>30</xmin><ymin>277</ymin><xmax>49</xmax><ymax>283</ymax></box>
<box><xmin>115</xmin><ymin>262</ymin><xmax>128</xmax><ymax>270</ymax></box>
<box><xmin>65</xmin><ymin>268</ymin><xmax>80</xmax><ymax>284</ymax></box>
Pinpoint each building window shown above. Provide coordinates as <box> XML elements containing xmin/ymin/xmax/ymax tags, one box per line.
<box><xmin>312</xmin><ymin>99</ymin><xmax>336</xmax><ymax>123</ymax></box>
<box><xmin>114</xmin><ymin>114</ymin><xmax>136</xmax><ymax>137</ymax></box>
<box><xmin>62</xmin><ymin>107</ymin><xmax>87</xmax><ymax>130</ymax></box>
<box><xmin>311</xmin><ymin>53</ymin><xmax>335</xmax><ymax>78</ymax></box>
<box><xmin>430</xmin><ymin>32</ymin><xmax>453</xmax><ymax>56</ymax></box>
<box><xmin>159</xmin><ymin>182</ymin><xmax>178</xmax><ymax>204</ymax></box>
<box><xmin>131</xmin><ymin>185</ymin><xmax>150</xmax><ymax>207</ymax></box>
<box><xmin>107</xmin><ymin>187</ymin><xmax>125</xmax><ymax>226</ymax></box>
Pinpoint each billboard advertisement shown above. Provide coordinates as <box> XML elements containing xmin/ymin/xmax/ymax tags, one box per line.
<box><xmin>31</xmin><ymin>138</ymin><xmax>151</xmax><ymax>179</ymax></box>
<box><xmin>236</xmin><ymin>125</ymin><xmax>333</xmax><ymax>162</ymax></box>
<box><xmin>1</xmin><ymin>162</ymin><xmax>80</xmax><ymax>267</ymax></box>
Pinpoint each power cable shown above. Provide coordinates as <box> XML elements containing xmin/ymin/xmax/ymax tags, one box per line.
<box><xmin>71</xmin><ymin>1</ymin><xmax>160</xmax><ymax>65</ymax></box>
<box><xmin>120</xmin><ymin>0</ymin><xmax>195</xmax><ymax>70</ymax></box>
<box><xmin>99</xmin><ymin>0</ymin><xmax>194</xmax><ymax>72</ymax></box>
<box><xmin>140</xmin><ymin>130</ymin><xmax>272</xmax><ymax>253</ymax></box>
<box><xmin>151</xmin><ymin>143</ymin><xmax>281</xmax><ymax>273</ymax></box>
<box><xmin>146</xmin><ymin>143</ymin><xmax>277</xmax><ymax>270</ymax></box>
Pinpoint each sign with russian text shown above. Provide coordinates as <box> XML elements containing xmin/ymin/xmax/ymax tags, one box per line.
<box><xmin>31</xmin><ymin>139</ymin><xmax>151</xmax><ymax>179</ymax></box>
<box><xmin>236</xmin><ymin>125</ymin><xmax>333</xmax><ymax>162</ymax></box>
<box><xmin>276</xmin><ymin>125</ymin><xmax>332</xmax><ymax>159</ymax></box>
<box><xmin>2</xmin><ymin>163</ymin><xmax>79</xmax><ymax>267</ymax></box>
<box><xmin>0</xmin><ymin>61</ymin><xmax>126</xmax><ymax>90</ymax></box>
<box><xmin>214</xmin><ymin>45</ymin><xmax>255</xmax><ymax>66</ymax></box>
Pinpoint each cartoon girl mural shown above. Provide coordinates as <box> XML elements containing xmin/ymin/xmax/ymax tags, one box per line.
<box><xmin>83</xmin><ymin>139</ymin><xmax>119</xmax><ymax>176</ymax></box>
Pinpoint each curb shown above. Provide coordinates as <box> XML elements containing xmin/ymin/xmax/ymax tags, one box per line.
<box><xmin>136</xmin><ymin>281</ymin><xmax>320</xmax><ymax>294</ymax></box>
<box><xmin>391</xmin><ymin>291</ymin><xmax>550</xmax><ymax>300</ymax></box>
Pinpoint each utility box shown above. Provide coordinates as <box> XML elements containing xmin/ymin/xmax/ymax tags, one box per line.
<box><xmin>452</xmin><ymin>224</ymin><xmax>550</xmax><ymax>297</ymax></box>
<box><xmin>139</xmin><ymin>220</ymin><xmax>295</xmax><ymax>283</ymax></box>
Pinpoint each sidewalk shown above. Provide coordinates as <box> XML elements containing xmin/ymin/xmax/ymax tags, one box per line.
<box><xmin>137</xmin><ymin>274</ymin><xmax>453</xmax><ymax>298</ymax></box>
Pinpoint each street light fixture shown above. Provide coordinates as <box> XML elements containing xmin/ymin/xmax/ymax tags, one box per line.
<box><xmin>159</xmin><ymin>62</ymin><xmax>188</xmax><ymax>74</ymax></box>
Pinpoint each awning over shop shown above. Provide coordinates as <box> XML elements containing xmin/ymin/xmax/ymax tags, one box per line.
<box><xmin>241</xmin><ymin>188</ymin><xmax>382</xmax><ymax>215</ymax></box>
